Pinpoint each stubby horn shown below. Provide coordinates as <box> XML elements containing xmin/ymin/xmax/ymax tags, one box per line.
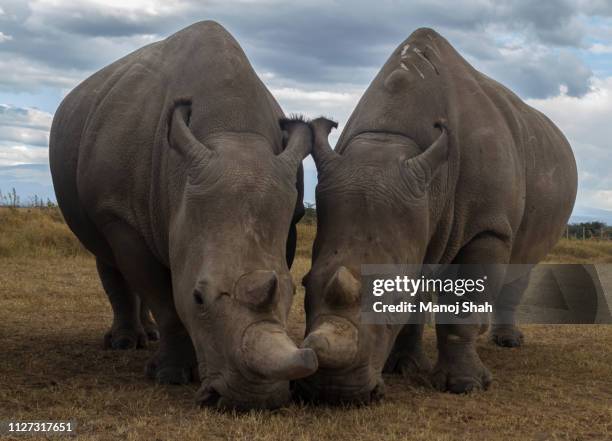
<box><xmin>404</xmin><ymin>120</ymin><xmax>449</xmax><ymax>183</ymax></box>
<box><xmin>302</xmin><ymin>316</ymin><xmax>358</xmax><ymax>369</ymax></box>
<box><xmin>302</xmin><ymin>266</ymin><xmax>360</xmax><ymax>368</ymax></box>
<box><xmin>324</xmin><ymin>266</ymin><xmax>361</xmax><ymax>308</ymax></box>
<box><xmin>234</xmin><ymin>270</ymin><xmax>278</xmax><ymax>310</ymax></box>
<box><xmin>278</xmin><ymin>116</ymin><xmax>313</xmax><ymax>169</ymax></box>
<box><xmin>167</xmin><ymin>99</ymin><xmax>213</xmax><ymax>163</ymax></box>
<box><xmin>242</xmin><ymin>322</ymin><xmax>318</xmax><ymax>380</ymax></box>
<box><xmin>311</xmin><ymin>117</ymin><xmax>340</xmax><ymax>171</ymax></box>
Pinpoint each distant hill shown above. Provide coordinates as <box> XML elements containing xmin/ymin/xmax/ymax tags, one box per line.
<box><xmin>570</xmin><ymin>206</ymin><xmax>612</xmax><ymax>225</ymax></box>
<box><xmin>0</xmin><ymin>164</ymin><xmax>55</xmax><ymax>203</ymax></box>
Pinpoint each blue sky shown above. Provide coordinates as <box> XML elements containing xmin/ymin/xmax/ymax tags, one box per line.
<box><xmin>0</xmin><ymin>0</ymin><xmax>611</xmax><ymax>221</ymax></box>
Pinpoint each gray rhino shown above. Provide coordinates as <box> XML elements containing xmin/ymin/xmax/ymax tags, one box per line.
<box><xmin>49</xmin><ymin>21</ymin><xmax>317</xmax><ymax>409</ymax></box>
<box><xmin>298</xmin><ymin>28</ymin><xmax>577</xmax><ymax>403</ymax></box>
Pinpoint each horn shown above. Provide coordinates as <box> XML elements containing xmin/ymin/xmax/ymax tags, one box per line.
<box><xmin>302</xmin><ymin>267</ymin><xmax>360</xmax><ymax>368</ymax></box>
<box><xmin>278</xmin><ymin>116</ymin><xmax>313</xmax><ymax>169</ymax></box>
<box><xmin>311</xmin><ymin>117</ymin><xmax>340</xmax><ymax>171</ymax></box>
<box><xmin>302</xmin><ymin>316</ymin><xmax>358</xmax><ymax>369</ymax></box>
<box><xmin>242</xmin><ymin>322</ymin><xmax>318</xmax><ymax>380</ymax></box>
<box><xmin>324</xmin><ymin>266</ymin><xmax>361</xmax><ymax>308</ymax></box>
<box><xmin>234</xmin><ymin>270</ymin><xmax>278</xmax><ymax>310</ymax></box>
<box><xmin>167</xmin><ymin>98</ymin><xmax>213</xmax><ymax>162</ymax></box>
<box><xmin>404</xmin><ymin>120</ymin><xmax>449</xmax><ymax>183</ymax></box>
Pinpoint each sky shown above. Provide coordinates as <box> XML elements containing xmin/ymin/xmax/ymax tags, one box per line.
<box><xmin>0</xmin><ymin>0</ymin><xmax>611</xmax><ymax>221</ymax></box>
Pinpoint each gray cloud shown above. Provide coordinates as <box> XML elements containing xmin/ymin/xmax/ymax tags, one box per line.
<box><xmin>579</xmin><ymin>0</ymin><xmax>612</xmax><ymax>16</ymax></box>
<box><xmin>473</xmin><ymin>44</ymin><xmax>593</xmax><ymax>98</ymax></box>
<box><xmin>527</xmin><ymin>76</ymin><xmax>612</xmax><ymax>210</ymax></box>
<box><xmin>0</xmin><ymin>0</ymin><xmax>609</xmax><ymax>99</ymax></box>
<box><xmin>0</xmin><ymin>163</ymin><xmax>54</xmax><ymax>201</ymax></box>
<box><xmin>0</xmin><ymin>0</ymin><xmax>611</xmax><ymax>208</ymax></box>
<box><xmin>0</xmin><ymin>104</ymin><xmax>52</xmax><ymax>149</ymax></box>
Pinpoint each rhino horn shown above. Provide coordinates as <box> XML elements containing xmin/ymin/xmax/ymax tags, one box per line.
<box><xmin>302</xmin><ymin>315</ymin><xmax>358</xmax><ymax>369</ymax></box>
<box><xmin>324</xmin><ymin>266</ymin><xmax>361</xmax><ymax>308</ymax></box>
<box><xmin>404</xmin><ymin>120</ymin><xmax>449</xmax><ymax>183</ymax></box>
<box><xmin>302</xmin><ymin>267</ymin><xmax>360</xmax><ymax>368</ymax></box>
<box><xmin>242</xmin><ymin>321</ymin><xmax>318</xmax><ymax>380</ymax></box>
<box><xmin>311</xmin><ymin>117</ymin><xmax>340</xmax><ymax>170</ymax></box>
<box><xmin>233</xmin><ymin>270</ymin><xmax>279</xmax><ymax>310</ymax></box>
<box><xmin>167</xmin><ymin>99</ymin><xmax>213</xmax><ymax>163</ymax></box>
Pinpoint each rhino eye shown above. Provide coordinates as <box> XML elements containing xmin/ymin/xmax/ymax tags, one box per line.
<box><xmin>193</xmin><ymin>290</ymin><xmax>204</xmax><ymax>305</ymax></box>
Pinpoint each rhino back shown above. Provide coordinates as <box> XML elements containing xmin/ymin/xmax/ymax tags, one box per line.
<box><xmin>336</xmin><ymin>28</ymin><xmax>577</xmax><ymax>263</ymax></box>
<box><xmin>49</xmin><ymin>42</ymin><xmax>153</xmax><ymax>260</ymax></box>
<box><xmin>51</xmin><ymin>21</ymin><xmax>284</xmax><ymax>264</ymax></box>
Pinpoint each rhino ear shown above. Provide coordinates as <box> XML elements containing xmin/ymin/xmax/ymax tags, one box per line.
<box><xmin>403</xmin><ymin>121</ymin><xmax>449</xmax><ymax>188</ymax></box>
<box><xmin>167</xmin><ymin>99</ymin><xmax>213</xmax><ymax>163</ymax></box>
<box><xmin>311</xmin><ymin>117</ymin><xmax>340</xmax><ymax>171</ymax></box>
<box><xmin>278</xmin><ymin>115</ymin><xmax>313</xmax><ymax>169</ymax></box>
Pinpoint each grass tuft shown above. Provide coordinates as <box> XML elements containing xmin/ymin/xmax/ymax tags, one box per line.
<box><xmin>0</xmin><ymin>207</ymin><xmax>89</xmax><ymax>258</ymax></box>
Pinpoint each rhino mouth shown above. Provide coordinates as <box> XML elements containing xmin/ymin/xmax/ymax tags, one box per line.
<box><xmin>196</xmin><ymin>384</ymin><xmax>222</xmax><ymax>408</ymax></box>
<box><xmin>293</xmin><ymin>372</ymin><xmax>385</xmax><ymax>405</ymax></box>
<box><xmin>195</xmin><ymin>377</ymin><xmax>292</xmax><ymax>411</ymax></box>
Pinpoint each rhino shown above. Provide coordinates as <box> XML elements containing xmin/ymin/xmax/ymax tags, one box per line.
<box><xmin>49</xmin><ymin>21</ymin><xmax>317</xmax><ymax>409</ymax></box>
<box><xmin>297</xmin><ymin>28</ymin><xmax>577</xmax><ymax>403</ymax></box>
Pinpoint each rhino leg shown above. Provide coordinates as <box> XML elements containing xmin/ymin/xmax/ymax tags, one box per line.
<box><xmin>432</xmin><ymin>323</ymin><xmax>492</xmax><ymax>393</ymax></box>
<box><xmin>491</xmin><ymin>271</ymin><xmax>530</xmax><ymax>347</ymax></box>
<box><xmin>103</xmin><ymin>222</ymin><xmax>197</xmax><ymax>385</ymax></box>
<box><xmin>139</xmin><ymin>299</ymin><xmax>160</xmax><ymax>342</ymax></box>
<box><xmin>432</xmin><ymin>234</ymin><xmax>509</xmax><ymax>393</ymax></box>
<box><xmin>97</xmin><ymin>258</ymin><xmax>148</xmax><ymax>350</ymax></box>
<box><xmin>384</xmin><ymin>324</ymin><xmax>431</xmax><ymax>378</ymax></box>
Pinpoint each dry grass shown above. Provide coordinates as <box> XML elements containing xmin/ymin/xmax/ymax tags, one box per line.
<box><xmin>0</xmin><ymin>207</ymin><xmax>88</xmax><ymax>258</ymax></box>
<box><xmin>545</xmin><ymin>238</ymin><xmax>612</xmax><ymax>263</ymax></box>
<box><xmin>1</xmin><ymin>208</ymin><xmax>611</xmax><ymax>440</ymax></box>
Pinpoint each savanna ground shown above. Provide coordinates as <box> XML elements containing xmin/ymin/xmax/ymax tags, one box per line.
<box><xmin>1</xmin><ymin>207</ymin><xmax>611</xmax><ymax>441</ymax></box>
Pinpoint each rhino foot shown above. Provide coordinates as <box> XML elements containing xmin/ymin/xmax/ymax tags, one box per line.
<box><xmin>431</xmin><ymin>350</ymin><xmax>492</xmax><ymax>394</ymax></box>
<box><xmin>383</xmin><ymin>346</ymin><xmax>432</xmax><ymax>378</ymax></box>
<box><xmin>491</xmin><ymin>325</ymin><xmax>524</xmax><ymax>347</ymax></box>
<box><xmin>144</xmin><ymin>326</ymin><xmax>160</xmax><ymax>342</ymax></box>
<box><xmin>145</xmin><ymin>351</ymin><xmax>196</xmax><ymax>385</ymax></box>
<box><xmin>104</xmin><ymin>327</ymin><xmax>148</xmax><ymax>350</ymax></box>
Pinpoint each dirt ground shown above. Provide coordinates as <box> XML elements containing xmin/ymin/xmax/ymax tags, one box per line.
<box><xmin>1</xmin><ymin>215</ymin><xmax>611</xmax><ymax>440</ymax></box>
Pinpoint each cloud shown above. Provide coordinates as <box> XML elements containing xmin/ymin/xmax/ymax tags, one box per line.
<box><xmin>0</xmin><ymin>164</ymin><xmax>55</xmax><ymax>201</ymax></box>
<box><xmin>479</xmin><ymin>43</ymin><xmax>593</xmax><ymax>98</ymax></box>
<box><xmin>0</xmin><ymin>0</ymin><xmax>605</xmax><ymax>100</ymax></box>
<box><xmin>25</xmin><ymin>0</ymin><xmax>188</xmax><ymax>37</ymax></box>
<box><xmin>527</xmin><ymin>76</ymin><xmax>612</xmax><ymax>210</ymax></box>
<box><xmin>0</xmin><ymin>0</ymin><xmax>611</xmax><ymax>209</ymax></box>
<box><xmin>579</xmin><ymin>0</ymin><xmax>612</xmax><ymax>17</ymax></box>
<box><xmin>0</xmin><ymin>103</ymin><xmax>53</xmax><ymax>199</ymax></box>
<box><xmin>0</xmin><ymin>145</ymin><xmax>48</xmax><ymax>165</ymax></box>
<box><xmin>589</xmin><ymin>43</ymin><xmax>612</xmax><ymax>53</ymax></box>
<box><xmin>0</xmin><ymin>104</ymin><xmax>52</xmax><ymax>144</ymax></box>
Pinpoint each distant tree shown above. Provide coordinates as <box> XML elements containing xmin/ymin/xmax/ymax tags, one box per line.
<box><xmin>8</xmin><ymin>188</ymin><xmax>19</xmax><ymax>208</ymax></box>
<box><xmin>567</xmin><ymin>222</ymin><xmax>609</xmax><ymax>240</ymax></box>
<box><xmin>302</xmin><ymin>203</ymin><xmax>317</xmax><ymax>225</ymax></box>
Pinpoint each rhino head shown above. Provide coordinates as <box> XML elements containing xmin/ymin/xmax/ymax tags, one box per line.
<box><xmin>297</xmin><ymin>117</ymin><xmax>450</xmax><ymax>404</ymax></box>
<box><xmin>167</xmin><ymin>101</ymin><xmax>317</xmax><ymax>409</ymax></box>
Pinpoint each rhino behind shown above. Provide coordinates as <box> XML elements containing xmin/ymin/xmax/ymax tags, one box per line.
<box><xmin>300</xmin><ymin>28</ymin><xmax>577</xmax><ymax>403</ymax></box>
<box><xmin>50</xmin><ymin>21</ymin><xmax>316</xmax><ymax>410</ymax></box>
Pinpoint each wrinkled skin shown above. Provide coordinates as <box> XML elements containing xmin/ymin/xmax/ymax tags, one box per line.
<box><xmin>298</xmin><ymin>28</ymin><xmax>577</xmax><ymax>404</ymax></box>
<box><xmin>49</xmin><ymin>21</ymin><xmax>317</xmax><ymax>410</ymax></box>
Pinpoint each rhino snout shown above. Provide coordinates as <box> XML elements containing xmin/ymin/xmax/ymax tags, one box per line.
<box><xmin>242</xmin><ymin>321</ymin><xmax>318</xmax><ymax>380</ymax></box>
